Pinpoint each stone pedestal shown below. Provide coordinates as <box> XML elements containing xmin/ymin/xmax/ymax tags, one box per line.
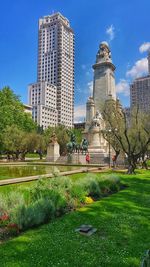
<box><xmin>46</xmin><ymin>142</ymin><xmax>60</xmax><ymax>162</ymax></box>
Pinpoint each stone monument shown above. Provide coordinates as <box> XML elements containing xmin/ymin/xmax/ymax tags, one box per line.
<box><xmin>46</xmin><ymin>132</ymin><xmax>60</xmax><ymax>162</ymax></box>
<box><xmin>83</xmin><ymin>41</ymin><xmax>116</xmax><ymax>160</ymax></box>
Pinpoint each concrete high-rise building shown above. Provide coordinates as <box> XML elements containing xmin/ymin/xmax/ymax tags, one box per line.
<box><xmin>28</xmin><ymin>82</ymin><xmax>58</xmax><ymax>129</ymax></box>
<box><xmin>29</xmin><ymin>12</ymin><xmax>74</xmax><ymax>128</ymax></box>
<box><xmin>37</xmin><ymin>12</ymin><xmax>74</xmax><ymax>127</ymax></box>
<box><xmin>130</xmin><ymin>51</ymin><xmax>150</xmax><ymax>113</ymax></box>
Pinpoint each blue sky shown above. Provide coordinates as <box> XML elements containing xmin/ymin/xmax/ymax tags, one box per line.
<box><xmin>0</xmin><ymin>0</ymin><xmax>150</xmax><ymax>121</ymax></box>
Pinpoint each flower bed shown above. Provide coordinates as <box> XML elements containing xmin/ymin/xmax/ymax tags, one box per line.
<box><xmin>0</xmin><ymin>173</ymin><xmax>124</xmax><ymax>241</ymax></box>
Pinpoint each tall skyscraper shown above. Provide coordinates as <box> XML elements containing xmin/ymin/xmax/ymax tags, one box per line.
<box><xmin>130</xmin><ymin>51</ymin><xmax>150</xmax><ymax>113</ymax></box>
<box><xmin>29</xmin><ymin>12</ymin><xmax>74</xmax><ymax>128</ymax></box>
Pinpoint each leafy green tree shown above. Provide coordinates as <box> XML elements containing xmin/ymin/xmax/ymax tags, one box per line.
<box><xmin>0</xmin><ymin>87</ymin><xmax>36</xmax><ymax>137</ymax></box>
<box><xmin>3</xmin><ymin>125</ymin><xmax>26</xmax><ymax>159</ymax></box>
<box><xmin>102</xmin><ymin>99</ymin><xmax>150</xmax><ymax>174</ymax></box>
<box><xmin>72</xmin><ymin>128</ymin><xmax>82</xmax><ymax>144</ymax></box>
<box><xmin>0</xmin><ymin>87</ymin><xmax>37</xmax><ymax>151</ymax></box>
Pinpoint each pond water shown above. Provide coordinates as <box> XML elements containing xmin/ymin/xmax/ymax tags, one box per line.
<box><xmin>0</xmin><ymin>165</ymin><xmax>81</xmax><ymax>180</ymax></box>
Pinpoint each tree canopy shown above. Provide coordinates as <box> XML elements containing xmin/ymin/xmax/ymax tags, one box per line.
<box><xmin>102</xmin><ymin>99</ymin><xmax>150</xmax><ymax>173</ymax></box>
<box><xmin>0</xmin><ymin>87</ymin><xmax>36</xmax><ymax>133</ymax></box>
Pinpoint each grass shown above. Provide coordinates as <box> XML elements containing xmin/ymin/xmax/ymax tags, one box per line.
<box><xmin>0</xmin><ymin>169</ymin><xmax>150</xmax><ymax>267</ymax></box>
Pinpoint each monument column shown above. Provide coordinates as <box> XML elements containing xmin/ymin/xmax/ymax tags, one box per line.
<box><xmin>93</xmin><ymin>41</ymin><xmax>116</xmax><ymax>112</ymax></box>
<box><xmin>83</xmin><ymin>41</ymin><xmax>117</xmax><ymax>161</ymax></box>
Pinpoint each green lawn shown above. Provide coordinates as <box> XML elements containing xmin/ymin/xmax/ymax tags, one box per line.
<box><xmin>0</xmin><ymin>170</ymin><xmax>150</xmax><ymax>267</ymax></box>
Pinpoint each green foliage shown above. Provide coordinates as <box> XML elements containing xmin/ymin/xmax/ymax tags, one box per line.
<box><xmin>70</xmin><ymin>183</ymin><xmax>86</xmax><ymax>203</ymax></box>
<box><xmin>0</xmin><ymin>87</ymin><xmax>38</xmax><ymax>154</ymax></box>
<box><xmin>0</xmin><ymin>173</ymin><xmax>122</xmax><ymax>232</ymax></box>
<box><xmin>2</xmin><ymin>125</ymin><xmax>46</xmax><ymax>159</ymax></box>
<box><xmin>102</xmin><ymin>100</ymin><xmax>150</xmax><ymax>173</ymax></box>
<box><xmin>0</xmin><ymin>191</ymin><xmax>25</xmax><ymax>214</ymax></box>
<box><xmin>0</xmin><ymin>87</ymin><xmax>36</xmax><ymax>134</ymax></box>
<box><xmin>97</xmin><ymin>173</ymin><xmax>120</xmax><ymax>193</ymax></box>
<box><xmin>78</xmin><ymin>174</ymin><xmax>102</xmax><ymax>199</ymax></box>
<box><xmin>11</xmin><ymin>199</ymin><xmax>55</xmax><ymax>230</ymax></box>
<box><xmin>72</xmin><ymin>128</ymin><xmax>82</xmax><ymax>144</ymax></box>
<box><xmin>0</xmin><ymin>170</ymin><xmax>149</xmax><ymax>267</ymax></box>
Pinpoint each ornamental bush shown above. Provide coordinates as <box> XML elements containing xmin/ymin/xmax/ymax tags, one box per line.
<box><xmin>0</xmin><ymin>173</ymin><xmax>122</xmax><ymax>235</ymax></box>
<box><xmin>77</xmin><ymin>174</ymin><xmax>102</xmax><ymax>199</ymax></box>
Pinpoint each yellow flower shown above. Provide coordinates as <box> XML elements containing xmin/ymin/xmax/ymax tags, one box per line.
<box><xmin>85</xmin><ymin>196</ymin><xmax>94</xmax><ymax>204</ymax></box>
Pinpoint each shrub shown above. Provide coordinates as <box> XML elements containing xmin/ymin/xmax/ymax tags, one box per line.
<box><xmin>7</xmin><ymin>223</ymin><xmax>19</xmax><ymax>236</ymax></box>
<box><xmin>97</xmin><ymin>174</ymin><xmax>121</xmax><ymax>194</ymax></box>
<box><xmin>11</xmin><ymin>198</ymin><xmax>55</xmax><ymax>230</ymax></box>
<box><xmin>70</xmin><ymin>183</ymin><xmax>86</xmax><ymax>203</ymax></box>
<box><xmin>27</xmin><ymin>178</ymin><xmax>51</xmax><ymax>201</ymax></box>
<box><xmin>0</xmin><ymin>173</ymin><xmax>122</xmax><ymax>235</ymax></box>
<box><xmin>0</xmin><ymin>213</ymin><xmax>10</xmax><ymax>227</ymax></box>
<box><xmin>78</xmin><ymin>174</ymin><xmax>101</xmax><ymax>199</ymax></box>
<box><xmin>49</xmin><ymin>176</ymin><xmax>72</xmax><ymax>194</ymax></box>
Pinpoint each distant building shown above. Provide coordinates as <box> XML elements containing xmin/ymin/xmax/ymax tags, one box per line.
<box><xmin>130</xmin><ymin>52</ymin><xmax>150</xmax><ymax>113</ymax></box>
<box><xmin>74</xmin><ymin>122</ymin><xmax>85</xmax><ymax>130</ymax></box>
<box><xmin>28</xmin><ymin>82</ymin><xmax>58</xmax><ymax>129</ymax></box>
<box><xmin>29</xmin><ymin>12</ymin><xmax>74</xmax><ymax>128</ymax></box>
<box><xmin>23</xmin><ymin>104</ymin><xmax>32</xmax><ymax>115</ymax></box>
<box><xmin>124</xmin><ymin>107</ymin><xmax>130</xmax><ymax>125</ymax></box>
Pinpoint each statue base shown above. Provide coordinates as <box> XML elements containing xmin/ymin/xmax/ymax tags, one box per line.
<box><xmin>46</xmin><ymin>142</ymin><xmax>60</xmax><ymax>162</ymax></box>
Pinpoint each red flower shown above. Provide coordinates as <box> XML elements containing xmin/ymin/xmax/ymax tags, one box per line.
<box><xmin>0</xmin><ymin>213</ymin><xmax>9</xmax><ymax>221</ymax></box>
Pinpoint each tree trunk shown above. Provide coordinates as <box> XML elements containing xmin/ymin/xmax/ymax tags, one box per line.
<box><xmin>142</xmin><ymin>160</ymin><xmax>148</xmax><ymax>170</ymax></box>
<box><xmin>127</xmin><ymin>164</ymin><xmax>136</xmax><ymax>174</ymax></box>
<box><xmin>126</xmin><ymin>156</ymin><xmax>136</xmax><ymax>174</ymax></box>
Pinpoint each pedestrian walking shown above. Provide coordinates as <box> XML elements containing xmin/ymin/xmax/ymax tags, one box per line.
<box><xmin>86</xmin><ymin>152</ymin><xmax>90</xmax><ymax>164</ymax></box>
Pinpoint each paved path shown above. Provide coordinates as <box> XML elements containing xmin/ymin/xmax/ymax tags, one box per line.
<box><xmin>0</xmin><ymin>167</ymin><xmax>103</xmax><ymax>186</ymax></box>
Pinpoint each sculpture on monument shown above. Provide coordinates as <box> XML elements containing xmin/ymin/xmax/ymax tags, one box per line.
<box><xmin>66</xmin><ymin>132</ymin><xmax>77</xmax><ymax>154</ymax></box>
<box><xmin>81</xmin><ymin>138</ymin><xmax>88</xmax><ymax>154</ymax></box>
<box><xmin>91</xmin><ymin>110</ymin><xmax>102</xmax><ymax>127</ymax></box>
<box><xmin>50</xmin><ymin>132</ymin><xmax>58</xmax><ymax>144</ymax></box>
<box><xmin>46</xmin><ymin>132</ymin><xmax>60</xmax><ymax>162</ymax></box>
<box><xmin>66</xmin><ymin>132</ymin><xmax>88</xmax><ymax>154</ymax></box>
<box><xmin>96</xmin><ymin>42</ymin><xmax>111</xmax><ymax>63</ymax></box>
<box><xmin>83</xmin><ymin>41</ymin><xmax>117</xmax><ymax>161</ymax></box>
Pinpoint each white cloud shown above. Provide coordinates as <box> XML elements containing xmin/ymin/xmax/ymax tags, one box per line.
<box><xmin>126</xmin><ymin>57</ymin><xmax>148</xmax><ymax>79</ymax></box>
<box><xmin>106</xmin><ymin>25</ymin><xmax>115</xmax><ymax>41</ymax></box>
<box><xmin>87</xmin><ymin>81</ymin><xmax>93</xmax><ymax>94</ymax></box>
<box><xmin>74</xmin><ymin>105</ymin><xmax>86</xmax><ymax>122</ymax></box>
<box><xmin>139</xmin><ymin>42</ymin><xmax>150</xmax><ymax>53</ymax></box>
<box><xmin>116</xmin><ymin>79</ymin><xmax>130</xmax><ymax>96</ymax></box>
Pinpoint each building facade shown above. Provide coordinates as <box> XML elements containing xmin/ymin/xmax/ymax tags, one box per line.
<box><xmin>130</xmin><ymin>52</ymin><xmax>150</xmax><ymax>113</ymax></box>
<box><xmin>23</xmin><ymin>104</ymin><xmax>32</xmax><ymax>115</ymax></box>
<box><xmin>28</xmin><ymin>82</ymin><xmax>58</xmax><ymax>129</ymax></box>
<box><xmin>29</xmin><ymin>12</ymin><xmax>74</xmax><ymax>128</ymax></box>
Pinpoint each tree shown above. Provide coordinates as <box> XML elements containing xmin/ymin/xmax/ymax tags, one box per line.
<box><xmin>0</xmin><ymin>87</ymin><xmax>37</xmax><ymax>147</ymax></box>
<box><xmin>0</xmin><ymin>87</ymin><xmax>37</xmax><ymax>152</ymax></box>
<box><xmin>102</xmin><ymin>99</ymin><xmax>150</xmax><ymax>174</ymax></box>
<box><xmin>3</xmin><ymin>125</ymin><xmax>26</xmax><ymax>160</ymax></box>
<box><xmin>3</xmin><ymin>125</ymin><xmax>46</xmax><ymax>160</ymax></box>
